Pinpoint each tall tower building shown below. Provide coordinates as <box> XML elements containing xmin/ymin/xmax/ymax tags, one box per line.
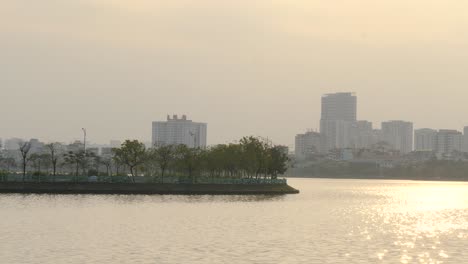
<box><xmin>152</xmin><ymin>115</ymin><xmax>207</xmax><ymax>148</ymax></box>
<box><xmin>381</xmin><ymin>121</ymin><xmax>413</xmax><ymax>153</ymax></box>
<box><xmin>320</xmin><ymin>92</ymin><xmax>357</xmax><ymax>151</ymax></box>
<box><xmin>320</xmin><ymin>92</ymin><xmax>357</xmax><ymax>121</ymax></box>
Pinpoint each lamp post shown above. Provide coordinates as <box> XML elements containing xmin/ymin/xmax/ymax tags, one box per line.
<box><xmin>82</xmin><ymin>128</ymin><xmax>87</xmax><ymax>153</ymax></box>
<box><xmin>189</xmin><ymin>131</ymin><xmax>196</xmax><ymax>148</ymax></box>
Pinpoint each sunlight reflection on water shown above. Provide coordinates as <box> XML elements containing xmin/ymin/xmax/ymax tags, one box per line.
<box><xmin>0</xmin><ymin>179</ymin><xmax>467</xmax><ymax>263</ymax></box>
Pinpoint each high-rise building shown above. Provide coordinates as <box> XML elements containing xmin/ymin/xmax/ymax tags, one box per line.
<box><xmin>152</xmin><ymin>115</ymin><xmax>207</xmax><ymax>148</ymax></box>
<box><xmin>320</xmin><ymin>92</ymin><xmax>357</xmax><ymax>151</ymax></box>
<box><xmin>464</xmin><ymin>126</ymin><xmax>468</xmax><ymax>153</ymax></box>
<box><xmin>435</xmin><ymin>129</ymin><xmax>463</xmax><ymax>154</ymax></box>
<box><xmin>381</xmin><ymin>121</ymin><xmax>413</xmax><ymax>153</ymax></box>
<box><xmin>295</xmin><ymin>131</ymin><xmax>321</xmax><ymax>160</ymax></box>
<box><xmin>320</xmin><ymin>120</ymin><xmax>355</xmax><ymax>151</ymax></box>
<box><xmin>414</xmin><ymin>128</ymin><xmax>437</xmax><ymax>152</ymax></box>
<box><xmin>320</xmin><ymin>92</ymin><xmax>357</xmax><ymax>121</ymax></box>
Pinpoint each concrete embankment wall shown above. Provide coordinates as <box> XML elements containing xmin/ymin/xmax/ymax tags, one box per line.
<box><xmin>0</xmin><ymin>182</ymin><xmax>299</xmax><ymax>195</ymax></box>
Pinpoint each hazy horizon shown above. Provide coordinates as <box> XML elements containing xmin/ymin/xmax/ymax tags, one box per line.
<box><xmin>2</xmin><ymin>0</ymin><xmax>468</xmax><ymax>148</ymax></box>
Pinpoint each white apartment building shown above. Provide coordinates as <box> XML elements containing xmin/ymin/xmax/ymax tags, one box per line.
<box><xmin>464</xmin><ymin>126</ymin><xmax>468</xmax><ymax>153</ymax></box>
<box><xmin>381</xmin><ymin>121</ymin><xmax>413</xmax><ymax>153</ymax></box>
<box><xmin>319</xmin><ymin>92</ymin><xmax>357</xmax><ymax>152</ymax></box>
<box><xmin>435</xmin><ymin>129</ymin><xmax>463</xmax><ymax>154</ymax></box>
<box><xmin>152</xmin><ymin>115</ymin><xmax>207</xmax><ymax>148</ymax></box>
<box><xmin>295</xmin><ymin>131</ymin><xmax>321</xmax><ymax>160</ymax></box>
<box><xmin>4</xmin><ymin>138</ymin><xmax>23</xmax><ymax>150</ymax></box>
<box><xmin>414</xmin><ymin>128</ymin><xmax>437</xmax><ymax>151</ymax></box>
<box><xmin>351</xmin><ymin>120</ymin><xmax>374</xmax><ymax>149</ymax></box>
<box><xmin>320</xmin><ymin>120</ymin><xmax>355</xmax><ymax>151</ymax></box>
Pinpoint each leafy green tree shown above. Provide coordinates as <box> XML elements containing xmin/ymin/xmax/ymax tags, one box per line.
<box><xmin>267</xmin><ymin>146</ymin><xmax>289</xmax><ymax>179</ymax></box>
<box><xmin>174</xmin><ymin>145</ymin><xmax>202</xmax><ymax>183</ymax></box>
<box><xmin>151</xmin><ymin>144</ymin><xmax>175</xmax><ymax>183</ymax></box>
<box><xmin>239</xmin><ymin>136</ymin><xmax>270</xmax><ymax>179</ymax></box>
<box><xmin>113</xmin><ymin>140</ymin><xmax>147</xmax><ymax>183</ymax></box>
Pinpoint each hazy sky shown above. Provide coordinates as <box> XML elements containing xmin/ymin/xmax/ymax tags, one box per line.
<box><xmin>2</xmin><ymin>0</ymin><xmax>468</xmax><ymax>148</ymax></box>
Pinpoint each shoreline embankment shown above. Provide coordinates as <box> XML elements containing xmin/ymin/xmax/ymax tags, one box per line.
<box><xmin>0</xmin><ymin>182</ymin><xmax>300</xmax><ymax>195</ymax></box>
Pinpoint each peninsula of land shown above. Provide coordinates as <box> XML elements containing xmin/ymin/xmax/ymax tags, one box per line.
<box><xmin>0</xmin><ymin>181</ymin><xmax>299</xmax><ymax>195</ymax></box>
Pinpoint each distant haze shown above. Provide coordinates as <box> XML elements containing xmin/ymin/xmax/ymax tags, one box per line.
<box><xmin>2</xmin><ymin>0</ymin><xmax>468</xmax><ymax>148</ymax></box>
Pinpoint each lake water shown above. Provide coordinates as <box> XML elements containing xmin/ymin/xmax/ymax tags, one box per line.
<box><xmin>1</xmin><ymin>178</ymin><xmax>468</xmax><ymax>264</ymax></box>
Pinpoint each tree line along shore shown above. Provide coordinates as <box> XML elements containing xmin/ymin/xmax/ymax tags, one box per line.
<box><xmin>0</xmin><ymin>136</ymin><xmax>290</xmax><ymax>184</ymax></box>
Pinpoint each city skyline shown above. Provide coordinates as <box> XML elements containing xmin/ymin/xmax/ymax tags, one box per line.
<box><xmin>1</xmin><ymin>92</ymin><xmax>467</xmax><ymax>150</ymax></box>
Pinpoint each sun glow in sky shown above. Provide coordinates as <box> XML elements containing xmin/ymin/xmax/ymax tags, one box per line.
<box><xmin>1</xmin><ymin>0</ymin><xmax>468</xmax><ymax>145</ymax></box>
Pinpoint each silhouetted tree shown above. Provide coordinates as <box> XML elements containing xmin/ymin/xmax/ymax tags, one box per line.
<box><xmin>46</xmin><ymin>143</ymin><xmax>62</xmax><ymax>180</ymax></box>
<box><xmin>18</xmin><ymin>140</ymin><xmax>32</xmax><ymax>181</ymax></box>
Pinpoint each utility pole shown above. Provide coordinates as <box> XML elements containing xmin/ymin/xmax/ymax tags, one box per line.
<box><xmin>82</xmin><ymin>128</ymin><xmax>87</xmax><ymax>153</ymax></box>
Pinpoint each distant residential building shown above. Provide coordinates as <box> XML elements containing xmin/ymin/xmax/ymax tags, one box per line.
<box><xmin>66</xmin><ymin>141</ymin><xmax>84</xmax><ymax>153</ymax></box>
<box><xmin>4</xmin><ymin>138</ymin><xmax>23</xmax><ymax>150</ymax></box>
<box><xmin>351</xmin><ymin>120</ymin><xmax>374</xmax><ymax>149</ymax></box>
<box><xmin>371</xmin><ymin>129</ymin><xmax>384</xmax><ymax>145</ymax></box>
<box><xmin>435</xmin><ymin>129</ymin><xmax>463</xmax><ymax>155</ymax></box>
<box><xmin>464</xmin><ymin>126</ymin><xmax>468</xmax><ymax>153</ymax></box>
<box><xmin>320</xmin><ymin>92</ymin><xmax>357</xmax><ymax>152</ymax></box>
<box><xmin>101</xmin><ymin>147</ymin><xmax>113</xmax><ymax>156</ymax></box>
<box><xmin>415</xmin><ymin>128</ymin><xmax>437</xmax><ymax>151</ymax></box>
<box><xmin>320</xmin><ymin>120</ymin><xmax>355</xmax><ymax>151</ymax></box>
<box><xmin>320</xmin><ymin>92</ymin><xmax>357</xmax><ymax>121</ymax></box>
<box><xmin>295</xmin><ymin>131</ymin><xmax>321</xmax><ymax>160</ymax></box>
<box><xmin>110</xmin><ymin>140</ymin><xmax>121</xmax><ymax>148</ymax></box>
<box><xmin>29</xmin><ymin>138</ymin><xmax>45</xmax><ymax>154</ymax></box>
<box><xmin>381</xmin><ymin>121</ymin><xmax>413</xmax><ymax>153</ymax></box>
<box><xmin>152</xmin><ymin>115</ymin><xmax>207</xmax><ymax>148</ymax></box>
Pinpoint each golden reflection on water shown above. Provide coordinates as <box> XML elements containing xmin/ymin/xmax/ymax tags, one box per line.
<box><xmin>352</xmin><ymin>181</ymin><xmax>468</xmax><ymax>263</ymax></box>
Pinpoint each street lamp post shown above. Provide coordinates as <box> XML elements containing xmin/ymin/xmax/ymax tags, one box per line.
<box><xmin>82</xmin><ymin>128</ymin><xmax>87</xmax><ymax>153</ymax></box>
<box><xmin>189</xmin><ymin>131</ymin><xmax>197</xmax><ymax>148</ymax></box>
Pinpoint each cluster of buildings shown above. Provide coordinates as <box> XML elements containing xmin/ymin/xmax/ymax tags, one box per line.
<box><xmin>0</xmin><ymin>137</ymin><xmax>123</xmax><ymax>160</ymax></box>
<box><xmin>0</xmin><ymin>114</ymin><xmax>208</xmax><ymax>161</ymax></box>
<box><xmin>295</xmin><ymin>92</ymin><xmax>468</xmax><ymax>161</ymax></box>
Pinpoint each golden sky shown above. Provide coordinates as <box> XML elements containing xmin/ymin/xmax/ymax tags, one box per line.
<box><xmin>1</xmin><ymin>0</ymin><xmax>468</xmax><ymax>146</ymax></box>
